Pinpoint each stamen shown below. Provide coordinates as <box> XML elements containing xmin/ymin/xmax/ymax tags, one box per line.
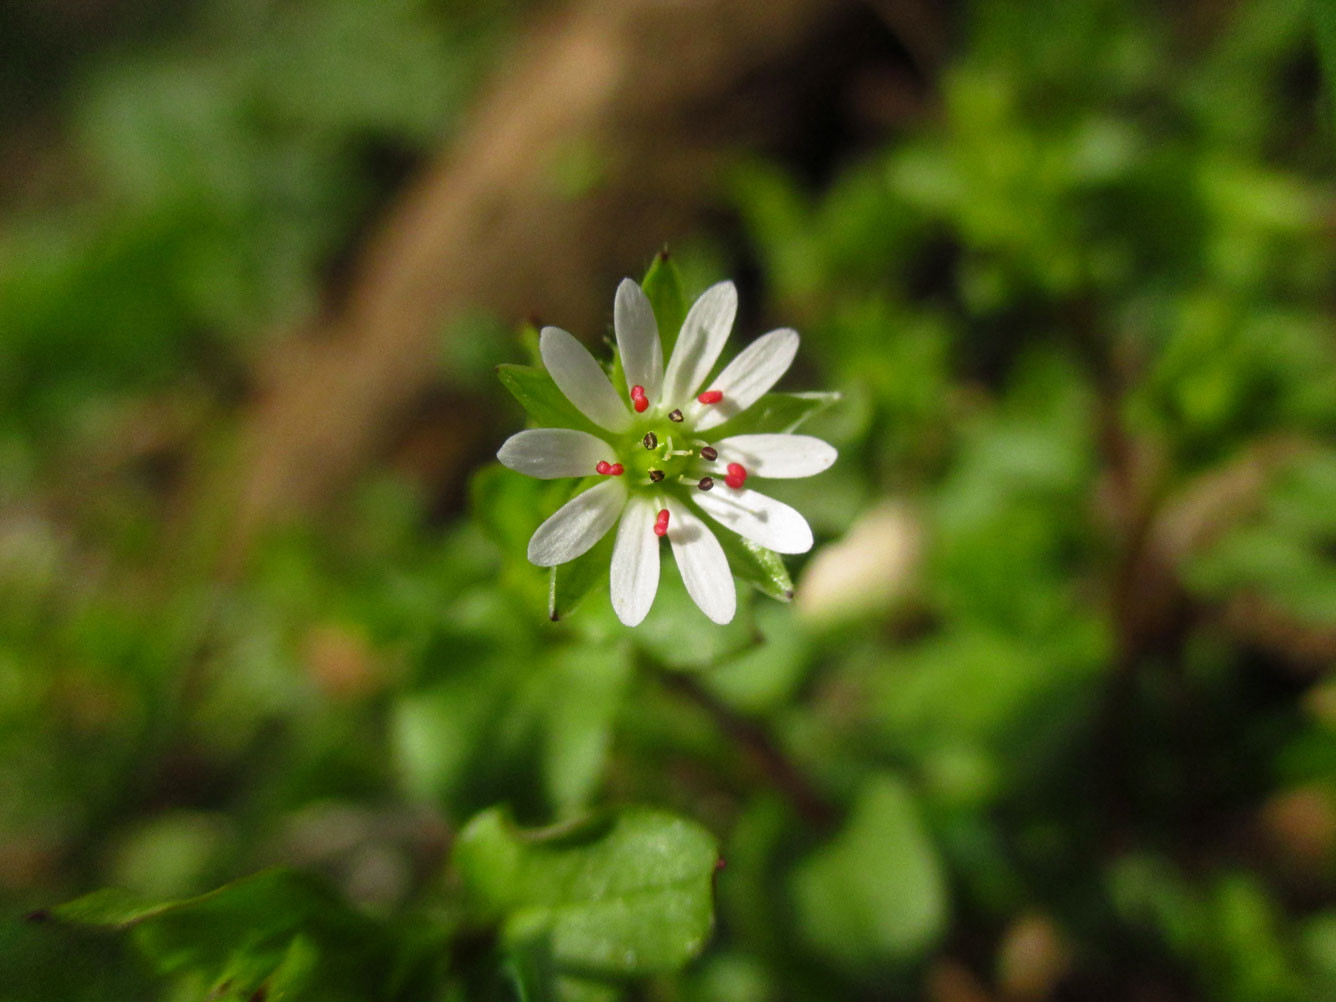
<box><xmin>697</xmin><ymin>477</ymin><xmax>715</xmax><ymax>491</ymax></box>
<box><xmin>669</xmin><ymin>409</ymin><xmax>684</xmax><ymax>422</ymax></box>
<box><xmin>608</xmin><ymin>463</ymin><xmax>625</xmax><ymax>476</ymax></box>
<box><xmin>725</xmin><ymin>462</ymin><xmax>748</xmax><ymax>489</ymax></box>
<box><xmin>648</xmin><ymin>469</ymin><xmax>665</xmax><ymax>482</ymax></box>
<box><xmin>697</xmin><ymin>389</ymin><xmax>723</xmax><ymax>405</ymax></box>
<box><xmin>653</xmin><ymin>509</ymin><xmax>670</xmax><ymax>537</ymax></box>
<box><xmin>643</xmin><ymin>432</ymin><xmax>657</xmax><ymax>450</ymax></box>
<box><xmin>700</xmin><ymin>445</ymin><xmax>718</xmax><ymax>461</ymax></box>
<box><xmin>595</xmin><ymin>461</ymin><xmax>612</xmax><ymax>475</ymax></box>
<box><xmin>630</xmin><ymin>385</ymin><xmax>649</xmax><ymax>413</ymax></box>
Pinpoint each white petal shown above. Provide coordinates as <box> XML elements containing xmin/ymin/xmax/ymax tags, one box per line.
<box><xmin>708</xmin><ymin>434</ymin><xmax>837</xmax><ymax>479</ymax></box>
<box><xmin>614</xmin><ymin>278</ymin><xmax>663</xmax><ymax>400</ymax></box>
<box><xmin>691</xmin><ymin>328</ymin><xmax>799</xmax><ymax>431</ymax></box>
<box><xmin>610</xmin><ymin>497</ymin><xmax>661</xmax><ymax>626</ymax></box>
<box><xmin>660</xmin><ymin>281</ymin><xmax>738</xmax><ymax>408</ymax></box>
<box><xmin>540</xmin><ymin>326</ymin><xmax>631</xmax><ymax>432</ymax></box>
<box><xmin>497</xmin><ymin>428</ymin><xmax>614</xmax><ymax>480</ymax></box>
<box><xmin>694</xmin><ymin>486</ymin><xmax>813</xmax><ymax>554</ymax></box>
<box><xmin>527</xmin><ymin>479</ymin><xmax>626</xmax><ymax>567</ymax></box>
<box><xmin>664</xmin><ymin>499</ymin><xmax>736</xmax><ymax>625</ymax></box>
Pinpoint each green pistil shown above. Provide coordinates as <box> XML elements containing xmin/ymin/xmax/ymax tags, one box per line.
<box><xmin>620</xmin><ymin>418</ymin><xmax>702</xmax><ymax>488</ymax></box>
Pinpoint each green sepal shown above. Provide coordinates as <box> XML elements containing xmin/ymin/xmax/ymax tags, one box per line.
<box><xmin>716</xmin><ymin>530</ymin><xmax>794</xmax><ymax>602</ymax></box>
<box><xmin>548</xmin><ymin>530</ymin><xmax>614</xmax><ymax>621</ymax></box>
<box><xmin>641</xmin><ymin>252</ymin><xmax>687</xmax><ymax>356</ymax></box>
<box><xmin>497</xmin><ymin>363</ymin><xmax>606</xmax><ymax>436</ymax></box>
<box><xmin>544</xmin><ymin>474</ymin><xmax>613</xmax><ymax>621</ymax></box>
<box><xmin>608</xmin><ymin>339</ymin><xmax>627</xmax><ymax>403</ymax></box>
<box><xmin>518</xmin><ymin>319</ymin><xmax>544</xmax><ymax>367</ymax></box>
<box><xmin>706</xmin><ymin>391</ymin><xmax>841</xmax><ymax>439</ymax></box>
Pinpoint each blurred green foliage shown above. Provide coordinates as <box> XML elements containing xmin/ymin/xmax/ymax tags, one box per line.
<box><xmin>0</xmin><ymin>0</ymin><xmax>516</xmax><ymax>447</ymax></box>
<box><xmin>5</xmin><ymin>0</ymin><xmax>1336</xmax><ymax>999</ymax></box>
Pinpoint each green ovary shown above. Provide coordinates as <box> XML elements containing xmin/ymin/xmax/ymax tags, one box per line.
<box><xmin>619</xmin><ymin>420</ymin><xmax>702</xmax><ymax>490</ymax></box>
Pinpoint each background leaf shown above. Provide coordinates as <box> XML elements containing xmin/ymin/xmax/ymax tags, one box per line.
<box><xmin>47</xmin><ymin>870</ymin><xmax>403</xmax><ymax>1001</ymax></box>
<box><xmin>792</xmin><ymin>775</ymin><xmax>948</xmax><ymax>968</ymax></box>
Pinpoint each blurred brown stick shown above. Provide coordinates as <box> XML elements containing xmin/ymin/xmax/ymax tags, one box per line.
<box><xmin>204</xmin><ymin>0</ymin><xmax>894</xmax><ymax>560</ymax></box>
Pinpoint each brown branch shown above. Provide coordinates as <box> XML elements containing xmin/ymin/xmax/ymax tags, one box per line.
<box><xmin>655</xmin><ymin>667</ymin><xmax>837</xmax><ymax>829</ymax></box>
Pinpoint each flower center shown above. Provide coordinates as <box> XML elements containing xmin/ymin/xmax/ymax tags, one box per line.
<box><xmin>606</xmin><ymin>407</ymin><xmax>717</xmax><ymax>492</ymax></box>
<box><xmin>625</xmin><ymin>425</ymin><xmax>691</xmax><ymax>483</ymax></box>
<box><xmin>600</xmin><ymin>382</ymin><xmax>731</xmax><ymax>496</ymax></box>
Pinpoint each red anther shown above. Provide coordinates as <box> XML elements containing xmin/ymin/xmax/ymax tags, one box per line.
<box><xmin>653</xmin><ymin>509</ymin><xmax>670</xmax><ymax>537</ymax></box>
<box><xmin>633</xmin><ymin>396</ymin><xmax>649</xmax><ymax>413</ymax></box>
<box><xmin>725</xmin><ymin>462</ymin><xmax>748</xmax><ymax>489</ymax></box>
<box><xmin>697</xmin><ymin>389</ymin><xmax>723</xmax><ymax>405</ymax></box>
<box><xmin>608</xmin><ymin>463</ymin><xmax>625</xmax><ymax>476</ymax></box>
<box><xmin>630</xmin><ymin>384</ymin><xmax>646</xmax><ymax>399</ymax></box>
<box><xmin>595</xmin><ymin>461</ymin><xmax>612</xmax><ymax>475</ymax></box>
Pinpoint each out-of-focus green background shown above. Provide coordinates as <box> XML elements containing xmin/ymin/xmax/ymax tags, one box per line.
<box><xmin>4</xmin><ymin>0</ymin><xmax>1336</xmax><ymax>999</ymax></box>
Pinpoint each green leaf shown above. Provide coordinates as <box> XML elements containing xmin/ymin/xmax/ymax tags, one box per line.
<box><xmin>396</xmin><ymin>639</ymin><xmax>630</xmax><ymax>818</ymax></box>
<box><xmin>506</xmin><ymin>928</ymin><xmax>622</xmax><ymax>1002</ymax></box>
<box><xmin>706</xmin><ymin>391</ymin><xmax>841</xmax><ymax>440</ymax></box>
<box><xmin>792</xmin><ymin>775</ymin><xmax>947</xmax><ymax>967</ymax></box>
<box><xmin>498</xmin><ymin>363</ymin><xmax>606</xmax><ymax>436</ymax></box>
<box><xmin>641</xmin><ymin>252</ymin><xmax>687</xmax><ymax>356</ymax></box>
<box><xmin>715</xmin><ymin>530</ymin><xmax>794</xmax><ymax>602</ymax></box>
<box><xmin>704</xmin><ymin>602</ymin><xmax>811</xmax><ymax>714</ymax></box>
<box><xmin>542</xmin><ymin>643</ymin><xmax>632</xmax><ymax>811</ymax></box>
<box><xmin>393</xmin><ymin>649</ymin><xmax>521</xmax><ymax>812</ymax></box>
<box><xmin>51</xmin><ymin>868</ymin><xmax>340</xmax><ymax>935</ymax></box>
<box><xmin>471</xmin><ymin>463</ymin><xmax>548</xmax><ymax>560</ymax></box>
<box><xmin>455</xmin><ymin>807</ymin><xmax>718</xmax><ymax>990</ymax></box>
<box><xmin>48</xmin><ymin>869</ymin><xmax>380</xmax><ymax>1000</ymax></box>
<box><xmin>635</xmin><ymin>565</ymin><xmax>751</xmax><ymax>666</ymax></box>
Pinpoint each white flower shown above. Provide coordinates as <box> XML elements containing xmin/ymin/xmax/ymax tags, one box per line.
<box><xmin>497</xmin><ymin>278</ymin><xmax>837</xmax><ymax>626</ymax></box>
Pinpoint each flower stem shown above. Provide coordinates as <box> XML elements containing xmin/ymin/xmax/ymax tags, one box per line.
<box><xmin>653</xmin><ymin>667</ymin><xmax>837</xmax><ymax>829</ymax></box>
